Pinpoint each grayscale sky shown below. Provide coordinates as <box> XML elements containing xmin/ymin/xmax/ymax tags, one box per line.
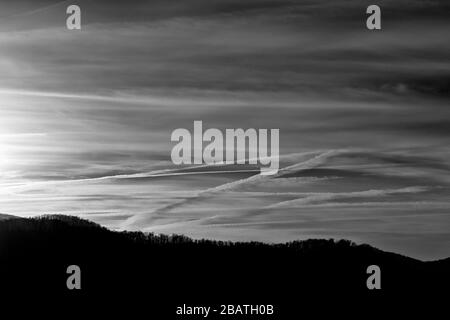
<box><xmin>0</xmin><ymin>0</ymin><xmax>449</xmax><ymax>260</ymax></box>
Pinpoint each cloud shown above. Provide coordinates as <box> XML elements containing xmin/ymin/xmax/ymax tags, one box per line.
<box><xmin>0</xmin><ymin>0</ymin><xmax>449</xmax><ymax>260</ymax></box>
<box><xmin>266</xmin><ymin>186</ymin><xmax>430</xmax><ymax>208</ymax></box>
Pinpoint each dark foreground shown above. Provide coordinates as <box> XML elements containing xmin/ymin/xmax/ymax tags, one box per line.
<box><xmin>0</xmin><ymin>215</ymin><xmax>448</xmax><ymax>318</ymax></box>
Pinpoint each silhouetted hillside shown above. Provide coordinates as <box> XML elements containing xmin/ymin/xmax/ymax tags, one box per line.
<box><xmin>0</xmin><ymin>213</ymin><xmax>21</xmax><ymax>220</ymax></box>
<box><xmin>0</xmin><ymin>215</ymin><xmax>448</xmax><ymax>318</ymax></box>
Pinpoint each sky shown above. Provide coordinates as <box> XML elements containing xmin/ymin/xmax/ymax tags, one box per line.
<box><xmin>0</xmin><ymin>0</ymin><xmax>449</xmax><ymax>260</ymax></box>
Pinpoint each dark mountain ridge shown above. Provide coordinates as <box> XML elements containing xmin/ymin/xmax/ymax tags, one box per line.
<box><xmin>0</xmin><ymin>215</ymin><xmax>448</xmax><ymax>317</ymax></box>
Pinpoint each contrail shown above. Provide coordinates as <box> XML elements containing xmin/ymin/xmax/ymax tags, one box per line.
<box><xmin>266</xmin><ymin>186</ymin><xmax>430</xmax><ymax>209</ymax></box>
<box><xmin>124</xmin><ymin>149</ymin><xmax>344</xmax><ymax>228</ymax></box>
<box><xmin>0</xmin><ymin>167</ymin><xmax>260</xmax><ymax>192</ymax></box>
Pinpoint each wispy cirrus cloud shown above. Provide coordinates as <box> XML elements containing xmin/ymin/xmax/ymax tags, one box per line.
<box><xmin>0</xmin><ymin>0</ymin><xmax>449</xmax><ymax>259</ymax></box>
